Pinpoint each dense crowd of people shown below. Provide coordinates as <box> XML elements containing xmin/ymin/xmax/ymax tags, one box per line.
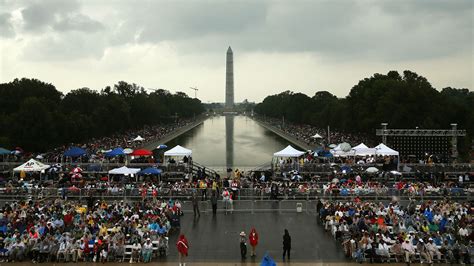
<box><xmin>0</xmin><ymin>197</ymin><xmax>181</xmax><ymax>263</ymax></box>
<box><xmin>318</xmin><ymin>198</ymin><xmax>473</xmax><ymax>264</ymax></box>
<box><xmin>2</xmin><ymin>119</ymin><xmax>196</xmax><ymax>164</ymax></box>
<box><xmin>259</xmin><ymin>116</ymin><xmax>374</xmax><ymax>147</ymax></box>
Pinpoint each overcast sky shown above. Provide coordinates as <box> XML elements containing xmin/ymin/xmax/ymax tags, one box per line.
<box><xmin>0</xmin><ymin>0</ymin><xmax>472</xmax><ymax>102</ymax></box>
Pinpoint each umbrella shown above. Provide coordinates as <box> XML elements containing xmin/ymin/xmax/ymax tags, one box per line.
<box><xmin>72</xmin><ymin>167</ymin><xmax>83</xmax><ymax>173</ymax></box>
<box><xmin>341</xmin><ymin>166</ymin><xmax>352</xmax><ymax>173</ymax></box>
<box><xmin>123</xmin><ymin>148</ymin><xmax>134</xmax><ymax>155</ymax></box>
<box><xmin>68</xmin><ymin>186</ymin><xmax>80</xmax><ymax>192</ymax></box>
<box><xmin>366</xmin><ymin>167</ymin><xmax>379</xmax><ymax>173</ymax></box>
<box><xmin>35</xmin><ymin>154</ymin><xmax>44</xmax><ymax>160</ymax></box>
<box><xmin>64</xmin><ymin>147</ymin><xmax>86</xmax><ymax>157</ymax></box>
<box><xmin>71</xmin><ymin>173</ymin><xmax>82</xmax><ymax>179</ymax></box>
<box><xmin>131</xmin><ymin>149</ymin><xmax>153</xmax><ymax>156</ymax></box>
<box><xmin>339</xmin><ymin>142</ymin><xmax>352</xmax><ymax>152</ymax></box>
<box><xmin>390</xmin><ymin>170</ymin><xmax>402</xmax><ymax>176</ymax></box>
<box><xmin>48</xmin><ymin>163</ymin><xmax>62</xmax><ymax>173</ymax></box>
<box><xmin>311</xmin><ymin>133</ymin><xmax>323</xmax><ymax>139</ymax></box>
<box><xmin>133</xmin><ymin>135</ymin><xmax>145</xmax><ymax>142</ymax></box>
<box><xmin>105</xmin><ymin>148</ymin><xmax>125</xmax><ymax>157</ymax></box>
<box><xmin>156</xmin><ymin>144</ymin><xmax>168</xmax><ymax>149</ymax></box>
<box><xmin>260</xmin><ymin>253</ymin><xmax>276</xmax><ymax>266</ymax></box>
<box><xmin>328</xmin><ymin>144</ymin><xmax>337</xmax><ymax>148</ymax></box>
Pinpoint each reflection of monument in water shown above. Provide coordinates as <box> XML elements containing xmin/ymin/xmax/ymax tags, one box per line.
<box><xmin>225</xmin><ymin>115</ymin><xmax>234</xmax><ymax>168</ymax></box>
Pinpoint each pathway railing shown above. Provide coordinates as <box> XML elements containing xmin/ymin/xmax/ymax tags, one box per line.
<box><xmin>1</xmin><ymin>187</ymin><xmax>471</xmax><ymax>204</ymax></box>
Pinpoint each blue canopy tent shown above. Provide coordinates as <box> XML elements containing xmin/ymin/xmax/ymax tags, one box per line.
<box><xmin>105</xmin><ymin>148</ymin><xmax>125</xmax><ymax>157</ymax></box>
<box><xmin>64</xmin><ymin>147</ymin><xmax>86</xmax><ymax>157</ymax></box>
<box><xmin>138</xmin><ymin>167</ymin><xmax>162</xmax><ymax>175</ymax></box>
<box><xmin>138</xmin><ymin>167</ymin><xmax>162</xmax><ymax>182</ymax></box>
<box><xmin>317</xmin><ymin>150</ymin><xmax>333</xmax><ymax>158</ymax></box>
<box><xmin>0</xmin><ymin>148</ymin><xmax>11</xmax><ymax>155</ymax></box>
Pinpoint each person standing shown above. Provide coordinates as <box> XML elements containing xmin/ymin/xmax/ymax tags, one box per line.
<box><xmin>176</xmin><ymin>234</ymin><xmax>189</xmax><ymax>266</ymax></box>
<box><xmin>282</xmin><ymin>229</ymin><xmax>291</xmax><ymax>261</ymax></box>
<box><xmin>210</xmin><ymin>191</ymin><xmax>218</xmax><ymax>215</ymax></box>
<box><xmin>239</xmin><ymin>231</ymin><xmax>247</xmax><ymax>259</ymax></box>
<box><xmin>192</xmin><ymin>192</ymin><xmax>200</xmax><ymax>217</ymax></box>
<box><xmin>249</xmin><ymin>227</ymin><xmax>259</xmax><ymax>257</ymax></box>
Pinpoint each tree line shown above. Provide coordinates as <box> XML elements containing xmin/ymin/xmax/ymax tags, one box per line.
<box><xmin>0</xmin><ymin>78</ymin><xmax>205</xmax><ymax>152</ymax></box>
<box><xmin>255</xmin><ymin>70</ymin><xmax>473</xmax><ymax>160</ymax></box>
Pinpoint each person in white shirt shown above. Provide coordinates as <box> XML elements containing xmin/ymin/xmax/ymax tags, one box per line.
<box><xmin>130</xmin><ymin>241</ymin><xmax>141</xmax><ymax>263</ymax></box>
<box><xmin>376</xmin><ymin>240</ymin><xmax>390</xmax><ymax>260</ymax></box>
<box><xmin>426</xmin><ymin>238</ymin><xmax>441</xmax><ymax>261</ymax></box>
<box><xmin>141</xmin><ymin>238</ymin><xmax>153</xmax><ymax>263</ymax></box>
<box><xmin>57</xmin><ymin>239</ymin><xmax>68</xmax><ymax>261</ymax></box>
<box><xmin>458</xmin><ymin>226</ymin><xmax>468</xmax><ymax>237</ymax></box>
<box><xmin>401</xmin><ymin>239</ymin><xmax>415</xmax><ymax>264</ymax></box>
<box><xmin>9</xmin><ymin>238</ymin><xmax>25</xmax><ymax>262</ymax></box>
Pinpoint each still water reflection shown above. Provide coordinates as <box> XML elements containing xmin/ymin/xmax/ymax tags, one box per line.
<box><xmin>164</xmin><ymin>115</ymin><xmax>296</xmax><ymax>169</ymax></box>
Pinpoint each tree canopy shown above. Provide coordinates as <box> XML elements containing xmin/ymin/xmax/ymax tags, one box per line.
<box><xmin>255</xmin><ymin>70</ymin><xmax>473</xmax><ymax>160</ymax></box>
<box><xmin>0</xmin><ymin>78</ymin><xmax>205</xmax><ymax>151</ymax></box>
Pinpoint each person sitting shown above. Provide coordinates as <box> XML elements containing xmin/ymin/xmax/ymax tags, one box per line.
<box><xmin>389</xmin><ymin>240</ymin><xmax>405</xmax><ymax>262</ymax></box>
<box><xmin>401</xmin><ymin>239</ymin><xmax>415</xmax><ymax>265</ymax></box>
<box><xmin>57</xmin><ymin>238</ymin><xmax>68</xmax><ymax>261</ymax></box>
<box><xmin>8</xmin><ymin>238</ymin><xmax>25</xmax><ymax>262</ymax></box>
<box><xmin>130</xmin><ymin>240</ymin><xmax>141</xmax><ymax>263</ymax></box>
<box><xmin>376</xmin><ymin>240</ymin><xmax>390</xmax><ymax>262</ymax></box>
<box><xmin>158</xmin><ymin>235</ymin><xmax>168</xmax><ymax>257</ymax></box>
<box><xmin>425</xmin><ymin>238</ymin><xmax>441</xmax><ymax>262</ymax></box>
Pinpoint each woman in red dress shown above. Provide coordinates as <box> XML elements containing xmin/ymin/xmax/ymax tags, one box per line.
<box><xmin>176</xmin><ymin>234</ymin><xmax>189</xmax><ymax>266</ymax></box>
<box><xmin>248</xmin><ymin>227</ymin><xmax>259</xmax><ymax>257</ymax></box>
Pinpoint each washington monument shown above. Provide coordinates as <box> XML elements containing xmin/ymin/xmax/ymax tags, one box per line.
<box><xmin>225</xmin><ymin>46</ymin><xmax>234</xmax><ymax>109</ymax></box>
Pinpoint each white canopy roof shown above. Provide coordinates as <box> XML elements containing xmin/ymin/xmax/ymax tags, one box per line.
<box><xmin>375</xmin><ymin>143</ymin><xmax>399</xmax><ymax>156</ymax></box>
<box><xmin>351</xmin><ymin>144</ymin><xmax>376</xmax><ymax>156</ymax></box>
<box><xmin>133</xmin><ymin>135</ymin><xmax>145</xmax><ymax>141</ymax></box>
<box><xmin>273</xmin><ymin>145</ymin><xmax>305</xmax><ymax>157</ymax></box>
<box><xmin>108</xmin><ymin>166</ymin><xmax>141</xmax><ymax>175</ymax></box>
<box><xmin>352</xmin><ymin>143</ymin><xmax>369</xmax><ymax>150</ymax></box>
<box><xmin>14</xmin><ymin>159</ymin><xmax>50</xmax><ymax>172</ymax></box>
<box><xmin>311</xmin><ymin>133</ymin><xmax>323</xmax><ymax>139</ymax></box>
<box><xmin>164</xmin><ymin>145</ymin><xmax>192</xmax><ymax>156</ymax></box>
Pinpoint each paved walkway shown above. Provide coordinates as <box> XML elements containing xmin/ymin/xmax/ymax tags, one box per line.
<box><xmin>163</xmin><ymin>212</ymin><xmax>347</xmax><ymax>263</ymax></box>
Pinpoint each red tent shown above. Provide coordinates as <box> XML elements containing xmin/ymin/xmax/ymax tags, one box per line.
<box><xmin>131</xmin><ymin>149</ymin><xmax>153</xmax><ymax>156</ymax></box>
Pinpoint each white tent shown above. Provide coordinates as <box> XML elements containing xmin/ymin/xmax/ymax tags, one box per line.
<box><xmin>311</xmin><ymin>133</ymin><xmax>323</xmax><ymax>139</ymax></box>
<box><xmin>108</xmin><ymin>166</ymin><xmax>141</xmax><ymax>175</ymax></box>
<box><xmin>14</xmin><ymin>159</ymin><xmax>50</xmax><ymax>172</ymax></box>
<box><xmin>164</xmin><ymin>145</ymin><xmax>192</xmax><ymax>156</ymax></box>
<box><xmin>375</xmin><ymin>143</ymin><xmax>399</xmax><ymax>156</ymax></box>
<box><xmin>273</xmin><ymin>145</ymin><xmax>305</xmax><ymax>157</ymax></box>
<box><xmin>352</xmin><ymin>143</ymin><xmax>369</xmax><ymax>150</ymax></box>
<box><xmin>133</xmin><ymin>135</ymin><xmax>145</xmax><ymax>142</ymax></box>
<box><xmin>352</xmin><ymin>143</ymin><xmax>376</xmax><ymax>156</ymax></box>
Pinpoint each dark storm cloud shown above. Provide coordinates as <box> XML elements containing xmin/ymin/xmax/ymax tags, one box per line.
<box><xmin>107</xmin><ymin>0</ymin><xmax>472</xmax><ymax>61</ymax></box>
<box><xmin>120</xmin><ymin>1</ymin><xmax>268</xmax><ymax>43</ymax></box>
<box><xmin>53</xmin><ymin>13</ymin><xmax>104</xmax><ymax>32</ymax></box>
<box><xmin>21</xmin><ymin>0</ymin><xmax>103</xmax><ymax>33</ymax></box>
<box><xmin>0</xmin><ymin>12</ymin><xmax>14</xmax><ymax>37</ymax></box>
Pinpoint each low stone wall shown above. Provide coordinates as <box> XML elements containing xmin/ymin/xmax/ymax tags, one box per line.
<box><xmin>251</xmin><ymin>117</ymin><xmax>312</xmax><ymax>151</ymax></box>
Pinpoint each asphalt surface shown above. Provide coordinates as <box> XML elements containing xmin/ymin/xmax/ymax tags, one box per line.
<box><xmin>161</xmin><ymin>211</ymin><xmax>348</xmax><ymax>263</ymax></box>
